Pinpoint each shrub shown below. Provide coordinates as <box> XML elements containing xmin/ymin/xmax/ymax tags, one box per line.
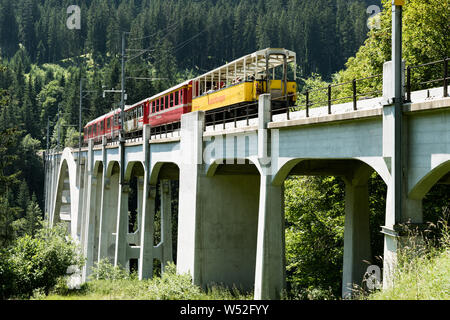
<box><xmin>90</xmin><ymin>258</ymin><xmax>131</xmax><ymax>281</ymax></box>
<box><xmin>0</xmin><ymin>249</ymin><xmax>15</xmax><ymax>299</ymax></box>
<box><xmin>144</xmin><ymin>262</ymin><xmax>204</xmax><ymax>300</ymax></box>
<box><xmin>367</xmin><ymin>215</ymin><xmax>450</xmax><ymax>300</ymax></box>
<box><xmin>5</xmin><ymin>223</ymin><xmax>83</xmax><ymax>298</ymax></box>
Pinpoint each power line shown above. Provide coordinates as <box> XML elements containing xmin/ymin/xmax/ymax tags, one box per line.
<box><xmin>128</xmin><ymin>21</ymin><xmax>180</xmax><ymax>41</ymax></box>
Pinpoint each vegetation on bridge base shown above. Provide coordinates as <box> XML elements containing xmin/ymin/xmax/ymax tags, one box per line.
<box><xmin>40</xmin><ymin>261</ymin><xmax>252</xmax><ymax>301</ymax></box>
<box><xmin>367</xmin><ymin>216</ymin><xmax>450</xmax><ymax>300</ymax></box>
<box><xmin>0</xmin><ymin>223</ymin><xmax>84</xmax><ymax>300</ymax></box>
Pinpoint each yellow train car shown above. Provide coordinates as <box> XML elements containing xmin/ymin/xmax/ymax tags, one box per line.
<box><xmin>191</xmin><ymin>48</ymin><xmax>297</xmax><ymax>113</ymax></box>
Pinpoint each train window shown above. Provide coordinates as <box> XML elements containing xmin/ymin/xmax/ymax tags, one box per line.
<box><xmin>151</xmin><ymin>101</ymin><xmax>155</xmax><ymax>113</ymax></box>
<box><xmin>94</xmin><ymin>124</ymin><xmax>97</xmax><ymax>135</ymax></box>
<box><xmin>101</xmin><ymin>121</ymin><xmax>104</xmax><ymax>132</ymax></box>
<box><xmin>175</xmin><ymin>91</ymin><xmax>179</xmax><ymax>105</ymax></box>
<box><xmin>171</xmin><ymin>93</ymin><xmax>174</xmax><ymax>107</ymax></box>
<box><xmin>180</xmin><ymin>90</ymin><xmax>183</xmax><ymax>104</ymax></box>
<box><xmin>107</xmin><ymin>118</ymin><xmax>110</xmax><ymax>129</ymax></box>
<box><xmin>163</xmin><ymin>95</ymin><xmax>167</xmax><ymax>109</ymax></box>
<box><xmin>139</xmin><ymin>106</ymin><xmax>143</xmax><ymax>117</ymax></box>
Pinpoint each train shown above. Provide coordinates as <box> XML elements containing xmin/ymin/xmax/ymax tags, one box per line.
<box><xmin>84</xmin><ymin>48</ymin><xmax>297</xmax><ymax>143</ymax></box>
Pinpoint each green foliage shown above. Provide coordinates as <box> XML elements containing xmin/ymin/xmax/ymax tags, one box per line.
<box><xmin>368</xmin><ymin>217</ymin><xmax>450</xmax><ymax>300</ymax></box>
<box><xmin>284</xmin><ymin>176</ymin><xmax>345</xmax><ymax>299</ymax></box>
<box><xmin>64</xmin><ymin>126</ymin><xmax>80</xmax><ymax>148</ymax></box>
<box><xmin>49</xmin><ymin>261</ymin><xmax>251</xmax><ymax>300</ymax></box>
<box><xmin>2</xmin><ymin>223</ymin><xmax>84</xmax><ymax>298</ymax></box>
<box><xmin>90</xmin><ymin>258</ymin><xmax>132</xmax><ymax>281</ymax></box>
<box><xmin>0</xmin><ymin>248</ymin><xmax>15</xmax><ymax>299</ymax></box>
<box><xmin>296</xmin><ymin>73</ymin><xmax>330</xmax><ymax>108</ymax></box>
<box><xmin>11</xmin><ymin>196</ymin><xmax>43</xmax><ymax>239</ymax></box>
<box><xmin>284</xmin><ymin>173</ymin><xmax>386</xmax><ymax>299</ymax></box>
<box><xmin>335</xmin><ymin>0</ymin><xmax>450</xmax><ymax>94</ymax></box>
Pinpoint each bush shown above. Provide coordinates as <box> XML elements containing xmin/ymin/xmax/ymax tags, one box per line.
<box><xmin>0</xmin><ymin>249</ymin><xmax>15</xmax><ymax>299</ymax></box>
<box><xmin>144</xmin><ymin>262</ymin><xmax>204</xmax><ymax>300</ymax></box>
<box><xmin>4</xmin><ymin>223</ymin><xmax>83</xmax><ymax>298</ymax></box>
<box><xmin>90</xmin><ymin>258</ymin><xmax>132</xmax><ymax>281</ymax></box>
<box><xmin>367</xmin><ymin>216</ymin><xmax>450</xmax><ymax>300</ymax></box>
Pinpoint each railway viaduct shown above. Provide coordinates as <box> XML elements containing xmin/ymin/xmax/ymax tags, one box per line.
<box><xmin>43</xmin><ymin>62</ymin><xmax>450</xmax><ymax>299</ymax></box>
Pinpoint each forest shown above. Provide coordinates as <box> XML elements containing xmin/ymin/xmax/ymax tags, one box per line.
<box><xmin>0</xmin><ymin>0</ymin><xmax>449</xmax><ymax>299</ymax></box>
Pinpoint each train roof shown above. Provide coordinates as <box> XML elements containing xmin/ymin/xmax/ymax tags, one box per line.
<box><xmin>84</xmin><ymin>108</ymin><xmax>120</xmax><ymax>127</ymax></box>
<box><xmin>84</xmin><ymin>80</ymin><xmax>192</xmax><ymax>127</ymax></box>
<box><xmin>193</xmin><ymin>48</ymin><xmax>296</xmax><ymax>82</ymax></box>
<box><xmin>124</xmin><ymin>79</ymin><xmax>192</xmax><ymax>111</ymax></box>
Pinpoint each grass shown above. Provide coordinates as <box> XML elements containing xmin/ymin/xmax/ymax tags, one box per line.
<box><xmin>35</xmin><ymin>218</ymin><xmax>450</xmax><ymax>301</ymax></box>
<box><xmin>38</xmin><ymin>262</ymin><xmax>253</xmax><ymax>300</ymax></box>
<box><xmin>366</xmin><ymin>217</ymin><xmax>450</xmax><ymax>300</ymax></box>
<box><xmin>368</xmin><ymin>249</ymin><xmax>450</xmax><ymax>300</ymax></box>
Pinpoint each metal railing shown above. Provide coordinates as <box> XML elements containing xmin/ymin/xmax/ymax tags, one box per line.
<box><xmin>204</xmin><ymin>101</ymin><xmax>258</xmax><ymax>129</ymax></box>
<box><xmin>406</xmin><ymin>57</ymin><xmax>449</xmax><ymax>102</ymax></box>
<box><xmin>293</xmin><ymin>74</ymin><xmax>382</xmax><ymax>118</ymax></box>
<box><xmin>150</xmin><ymin>121</ymin><xmax>181</xmax><ymax>138</ymax></box>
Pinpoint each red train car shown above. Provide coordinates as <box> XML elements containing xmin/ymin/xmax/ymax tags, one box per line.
<box><xmin>83</xmin><ymin>108</ymin><xmax>121</xmax><ymax>144</ymax></box>
<box><xmin>146</xmin><ymin>80</ymin><xmax>192</xmax><ymax>127</ymax></box>
<box><xmin>83</xmin><ymin>80</ymin><xmax>192</xmax><ymax>143</ymax></box>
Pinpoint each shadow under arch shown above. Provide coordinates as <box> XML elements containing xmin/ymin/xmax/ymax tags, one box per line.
<box><xmin>409</xmin><ymin>159</ymin><xmax>450</xmax><ymax>200</ymax></box>
<box><xmin>52</xmin><ymin>148</ymin><xmax>78</xmax><ymax>238</ymax></box>
<box><xmin>124</xmin><ymin>161</ymin><xmax>145</xmax><ymax>183</ymax></box>
<box><xmin>150</xmin><ymin>161</ymin><xmax>180</xmax><ymax>185</ymax></box>
<box><xmin>272</xmin><ymin>157</ymin><xmax>390</xmax><ymax>186</ymax></box>
<box><xmin>269</xmin><ymin>157</ymin><xmax>387</xmax><ymax>299</ymax></box>
<box><xmin>206</xmin><ymin>158</ymin><xmax>261</xmax><ymax>177</ymax></box>
<box><xmin>105</xmin><ymin>160</ymin><xmax>121</xmax><ymax>178</ymax></box>
<box><xmin>191</xmin><ymin>157</ymin><xmax>260</xmax><ymax>292</ymax></box>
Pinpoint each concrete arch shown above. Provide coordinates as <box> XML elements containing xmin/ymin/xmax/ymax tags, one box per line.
<box><xmin>105</xmin><ymin>160</ymin><xmax>121</xmax><ymax>178</ymax></box>
<box><xmin>272</xmin><ymin>158</ymin><xmax>303</xmax><ymax>185</ymax></box>
<box><xmin>51</xmin><ymin>148</ymin><xmax>79</xmax><ymax>239</ymax></box>
<box><xmin>272</xmin><ymin>157</ymin><xmax>388</xmax><ymax>186</ymax></box>
<box><xmin>409</xmin><ymin>159</ymin><xmax>450</xmax><ymax>200</ymax></box>
<box><xmin>205</xmin><ymin>157</ymin><xmax>260</xmax><ymax>177</ymax></box>
<box><xmin>124</xmin><ymin>161</ymin><xmax>145</xmax><ymax>182</ymax></box>
<box><xmin>93</xmin><ymin>160</ymin><xmax>103</xmax><ymax>176</ymax></box>
<box><xmin>150</xmin><ymin>161</ymin><xmax>180</xmax><ymax>185</ymax></box>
